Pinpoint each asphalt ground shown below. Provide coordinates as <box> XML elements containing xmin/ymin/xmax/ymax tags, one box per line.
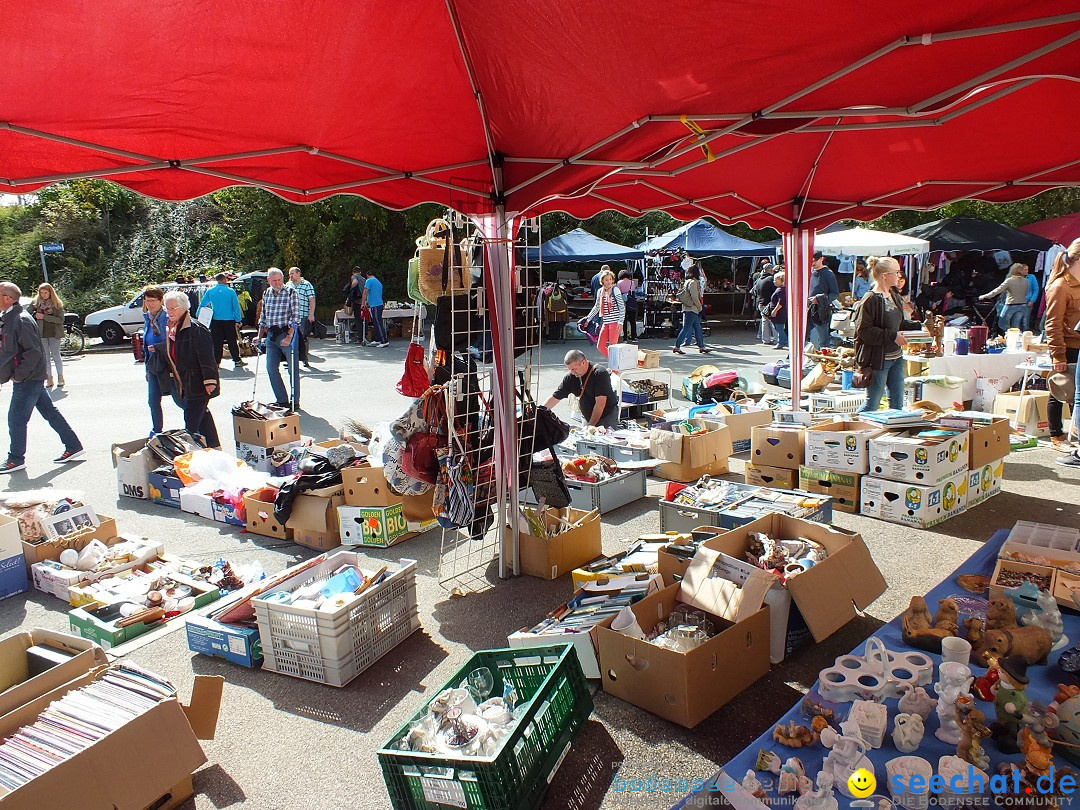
<box><xmin>1</xmin><ymin>327</ymin><xmax>1079</xmax><ymax>810</ymax></box>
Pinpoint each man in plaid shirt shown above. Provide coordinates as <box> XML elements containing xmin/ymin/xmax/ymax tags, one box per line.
<box><xmin>288</xmin><ymin>266</ymin><xmax>317</xmax><ymax>370</ymax></box>
<box><xmin>258</xmin><ymin>267</ymin><xmax>300</xmax><ymax>408</ymax></box>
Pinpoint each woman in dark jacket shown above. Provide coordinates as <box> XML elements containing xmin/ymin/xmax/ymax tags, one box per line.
<box><xmin>163</xmin><ymin>290</ymin><xmax>221</xmax><ymax>447</ymax></box>
<box><xmin>854</xmin><ymin>256</ymin><xmax>921</xmax><ymax>412</ymax></box>
<box><xmin>142</xmin><ymin>286</ymin><xmax>178</xmax><ymax>436</ymax></box>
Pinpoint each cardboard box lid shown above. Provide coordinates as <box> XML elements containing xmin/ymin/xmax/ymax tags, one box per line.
<box><xmin>286</xmin><ymin>493</ymin><xmax>344</xmax><ymax>532</ymax></box>
<box><xmin>702</xmin><ymin>513</ymin><xmax>886</xmax><ymax>642</ymax></box>
<box><xmin>806</xmin><ymin>420</ymin><xmax>884</xmax><ymax>437</ymax></box>
<box><xmin>680</xmin><ymin>546</ymin><xmax>776</xmax><ymax>623</ymax></box>
<box><xmin>111</xmin><ymin>438</ymin><xmax>150</xmax><ymax>468</ymax></box>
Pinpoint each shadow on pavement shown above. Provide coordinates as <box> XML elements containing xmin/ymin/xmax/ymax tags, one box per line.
<box><xmin>192</xmin><ymin>763</ymin><xmax>247</xmax><ymax>808</ymax></box>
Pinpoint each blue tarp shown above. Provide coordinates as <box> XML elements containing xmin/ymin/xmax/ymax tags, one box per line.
<box><xmin>638</xmin><ymin>219</ymin><xmax>777</xmax><ymax>258</ymax></box>
<box><xmin>524</xmin><ymin>228</ymin><xmax>643</xmax><ymax>263</ymax></box>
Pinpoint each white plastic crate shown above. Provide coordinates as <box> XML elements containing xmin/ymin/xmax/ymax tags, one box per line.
<box><xmin>1007</xmin><ymin>521</ymin><xmax>1080</xmax><ymax>552</ymax></box>
<box><xmin>253</xmin><ymin>552</ymin><xmax>419</xmax><ymax>686</ymax></box>
<box><xmin>809</xmin><ymin>390</ymin><xmax>867</xmax><ymax>414</ymax></box>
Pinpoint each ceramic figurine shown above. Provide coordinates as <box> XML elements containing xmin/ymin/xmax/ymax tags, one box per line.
<box><xmin>1050</xmin><ymin>687</ymin><xmax>1080</xmax><ymax>767</ymax></box>
<box><xmin>773</xmin><ymin>720</ymin><xmax>819</xmax><ymax>747</ymax></box>
<box><xmin>849</xmin><ymin>700</ymin><xmax>888</xmax><ymax>749</ymax></box>
<box><xmin>821</xmin><ymin>720</ymin><xmax>873</xmax><ymax>798</ymax></box>
<box><xmin>1021</xmin><ymin>588</ymin><xmax>1068</xmax><ymax>650</ymax></box>
<box><xmin>891</xmin><ymin>712</ymin><xmax>924</xmax><ymax>753</ymax></box>
<box><xmin>794</xmin><ymin>772</ymin><xmax>838</xmax><ymax>810</ymax></box>
<box><xmin>1005</xmin><ymin>581</ymin><xmax>1042</xmax><ymax>617</ymax></box>
<box><xmin>956</xmin><ymin>698</ymin><xmax>991</xmax><ymax>771</ymax></box>
<box><xmin>756</xmin><ymin>749</ymin><xmax>782</xmax><ymax>773</ymax></box>
<box><xmin>818</xmin><ymin>636</ymin><xmax>934</xmax><ymax>703</ymax></box>
<box><xmin>742</xmin><ymin>770</ymin><xmax>768</xmax><ymax>800</ymax></box>
<box><xmin>897</xmin><ymin>683</ymin><xmax>937</xmax><ymax>720</ymax></box>
<box><xmin>935</xmin><ymin>597</ymin><xmax>960</xmax><ymax>636</ymax></box>
<box><xmin>986</xmin><ymin>596</ymin><xmax>1018</xmax><ymax>631</ymax></box>
<box><xmin>901</xmin><ymin>595</ymin><xmax>953</xmax><ymax>653</ymax></box>
<box><xmin>975</xmin><ymin>625</ymin><xmax>1052</xmax><ymax>667</ymax></box>
<box><xmin>964</xmin><ymin>617</ymin><xmax>984</xmax><ymax>650</ymax></box>
<box><xmin>778</xmin><ymin>757</ymin><xmax>806</xmax><ymax>794</ymax></box>
<box><xmin>935</xmin><ymin>661</ymin><xmax>974</xmax><ymax>744</ymax></box>
<box><xmin>992</xmin><ymin>655</ymin><xmax>1030</xmax><ymax>754</ymax></box>
<box><xmin>1018</xmin><ymin>727</ymin><xmax>1055</xmax><ymax>785</ymax></box>
<box><xmin>973</xmin><ymin>658</ymin><xmax>1000</xmax><ymax>702</ymax></box>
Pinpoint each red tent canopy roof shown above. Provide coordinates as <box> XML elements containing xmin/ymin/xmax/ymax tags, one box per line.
<box><xmin>2</xmin><ymin>1</ymin><xmax>1078</xmax><ymax>228</ymax></box>
<box><xmin>1021</xmin><ymin>212</ymin><xmax>1080</xmax><ymax>245</ymax></box>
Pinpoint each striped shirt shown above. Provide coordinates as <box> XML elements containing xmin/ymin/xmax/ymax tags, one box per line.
<box><xmin>588</xmin><ymin>287</ymin><xmax>625</xmax><ymax>325</ymax></box>
<box><xmin>288</xmin><ymin>278</ymin><xmax>316</xmax><ymax>319</ymax></box>
<box><xmin>259</xmin><ymin>285</ymin><xmax>299</xmax><ymax>329</ymax></box>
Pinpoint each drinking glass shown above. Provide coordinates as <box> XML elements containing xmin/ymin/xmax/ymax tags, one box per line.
<box><xmin>468</xmin><ymin>667</ymin><xmax>495</xmax><ymax>701</ymax></box>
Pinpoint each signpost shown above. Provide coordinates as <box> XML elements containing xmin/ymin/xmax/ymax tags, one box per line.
<box><xmin>38</xmin><ymin>243</ymin><xmax>63</xmax><ymax>282</ymax></box>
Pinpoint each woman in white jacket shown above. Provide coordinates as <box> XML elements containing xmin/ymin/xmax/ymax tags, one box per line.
<box><xmin>586</xmin><ymin>267</ymin><xmax>625</xmax><ymax>360</ymax></box>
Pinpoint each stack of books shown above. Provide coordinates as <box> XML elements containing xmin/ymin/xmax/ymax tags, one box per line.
<box><xmin>859</xmin><ymin>408</ymin><xmax>928</xmax><ymax>427</ymax></box>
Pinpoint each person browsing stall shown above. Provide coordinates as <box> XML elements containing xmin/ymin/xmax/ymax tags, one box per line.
<box><xmin>0</xmin><ymin>281</ymin><xmax>84</xmax><ymax>473</ymax></box>
<box><xmin>258</xmin><ymin>267</ymin><xmax>300</xmax><ymax>409</ymax></box>
<box><xmin>544</xmin><ymin>349</ymin><xmax>619</xmax><ymax>429</ymax></box>
<box><xmin>361</xmin><ymin>269</ymin><xmax>388</xmax><ymax>347</ymax></box>
<box><xmin>199</xmin><ymin>273</ymin><xmax>246</xmax><ymax>368</ymax></box>
<box><xmin>979</xmin><ymin>263</ymin><xmax>1030</xmax><ymax>332</ymax></box>
<box><xmin>163</xmin><ymin>290</ymin><xmax>221</xmax><ymax>448</ymax></box>
<box><xmin>585</xmin><ymin>268</ymin><xmax>625</xmax><ymax>360</ymax></box>
<box><xmin>142</xmin><ymin>286</ymin><xmax>181</xmax><ymax>437</ymax></box>
<box><xmin>808</xmin><ymin>251</ymin><xmax>839</xmax><ymax>348</ymax></box>
<box><xmin>288</xmin><ymin>266</ymin><xmax>317</xmax><ymax>369</ymax></box>
<box><xmin>854</xmin><ymin>257</ymin><xmax>922</xmax><ymax>412</ymax></box>
<box><xmin>1045</xmin><ymin>238</ymin><xmax>1080</xmax><ymax>465</ymax></box>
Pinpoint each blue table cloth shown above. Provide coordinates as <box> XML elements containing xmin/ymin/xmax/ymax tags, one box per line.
<box><xmin>672</xmin><ymin>530</ymin><xmax>1080</xmax><ymax>809</ymax></box>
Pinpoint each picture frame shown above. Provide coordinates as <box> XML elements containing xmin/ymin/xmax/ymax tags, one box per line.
<box><xmin>42</xmin><ymin>505</ymin><xmax>100</xmax><ymax>540</ymax></box>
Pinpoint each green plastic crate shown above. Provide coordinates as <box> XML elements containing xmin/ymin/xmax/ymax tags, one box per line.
<box><xmin>378</xmin><ymin>644</ymin><xmax>592</xmax><ymax>810</ymax></box>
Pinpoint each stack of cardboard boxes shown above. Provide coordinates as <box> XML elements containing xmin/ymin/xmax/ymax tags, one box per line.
<box><xmin>799</xmin><ymin>420</ymin><xmax>883</xmax><ymax>514</ymax></box>
<box><xmin>747</xmin><ymin>420</ymin><xmax>806</xmax><ymax>488</ymax></box>
<box><xmin>337</xmin><ymin>465</ymin><xmax>437</xmax><ymax>549</ymax></box>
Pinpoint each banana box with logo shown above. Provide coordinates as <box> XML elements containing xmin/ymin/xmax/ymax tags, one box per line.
<box><xmin>866</xmin><ymin>427</ymin><xmax>969</xmax><ymax>486</ymax></box>
<box><xmin>803</xmin><ymin>421</ymin><xmax>883</xmax><ymax>474</ymax></box>
<box><xmin>859</xmin><ymin>470</ymin><xmax>969</xmax><ymax>528</ymax></box>
<box><xmin>966</xmin><ymin>456</ymin><xmax>1006</xmax><ymax>508</ymax></box>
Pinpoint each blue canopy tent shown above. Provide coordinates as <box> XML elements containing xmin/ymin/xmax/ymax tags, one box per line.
<box><xmin>638</xmin><ymin>219</ymin><xmax>777</xmax><ymax>258</ymax></box>
<box><xmin>524</xmin><ymin>228</ymin><xmax>643</xmax><ymax>263</ymax></box>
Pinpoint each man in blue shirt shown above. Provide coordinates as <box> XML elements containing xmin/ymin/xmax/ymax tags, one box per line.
<box><xmin>807</xmin><ymin>251</ymin><xmax>839</xmax><ymax>348</ymax></box>
<box><xmin>1024</xmin><ymin>263</ymin><xmax>1039</xmax><ymax>332</ymax></box>
<box><xmin>362</xmin><ymin>269</ymin><xmax>388</xmax><ymax>347</ymax></box>
<box><xmin>198</xmin><ymin>273</ymin><xmax>245</xmax><ymax>368</ymax></box>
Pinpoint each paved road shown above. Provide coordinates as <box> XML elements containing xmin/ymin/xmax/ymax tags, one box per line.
<box><xmin>1</xmin><ymin>331</ymin><xmax>1077</xmax><ymax>810</ymax></box>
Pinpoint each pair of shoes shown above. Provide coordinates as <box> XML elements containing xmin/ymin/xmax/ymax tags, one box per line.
<box><xmin>57</xmin><ymin>377</ymin><xmax>65</xmax><ymax>388</ymax></box>
<box><xmin>699</xmin><ymin>348</ymin><xmax>713</xmax><ymax>354</ymax></box>
<box><xmin>1056</xmin><ymin>450</ymin><xmax>1080</xmax><ymax>468</ymax></box>
<box><xmin>1051</xmin><ymin>435</ymin><xmax>1075</xmax><ymax>452</ymax></box>
<box><xmin>672</xmin><ymin>347</ymin><xmax>686</xmax><ymax>355</ymax></box>
<box><xmin>46</xmin><ymin>378</ymin><xmax>54</xmax><ymax>388</ymax></box>
<box><xmin>54</xmin><ymin>448</ymin><xmax>83</xmax><ymax>463</ymax></box>
<box><xmin>0</xmin><ymin>460</ymin><xmax>26</xmax><ymax>474</ymax></box>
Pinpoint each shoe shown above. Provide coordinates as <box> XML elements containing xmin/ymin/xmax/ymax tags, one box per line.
<box><xmin>1056</xmin><ymin>451</ymin><xmax>1080</xmax><ymax>468</ymax></box>
<box><xmin>54</xmin><ymin>448</ymin><xmax>84</xmax><ymax>463</ymax></box>
<box><xmin>672</xmin><ymin>347</ymin><xmax>686</xmax><ymax>355</ymax></box>
<box><xmin>377</xmin><ymin>342</ymin><xmax>390</xmax><ymax>348</ymax></box>
<box><xmin>302</xmin><ymin>363</ymin><xmax>313</xmax><ymax>371</ymax></box>
<box><xmin>0</xmin><ymin>460</ymin><xmax>26</xmax><ymax>474</ymax></box>
<box><xmin>46</xmin><ymin>378</ymin><xmax>54</xmax><ymax>388</ymax></box>
<box><xmin>1051</xmin><ymin>435</ymin><xmax>1075</xmax><ymax>452</ymax></box>
<box><xmin>233</xmin><ymin>360</ymin><xmax>247</xmax><ymax>368</ymax></box>
<box><xmin>699</xmin><ymin>348</ymin><xmax>713</xmax><ymax>354</ymax></box>
<box><xmin>57</xmin><ymin>377</ymin><xmax>65</xmax><ymax>388</ymax></box>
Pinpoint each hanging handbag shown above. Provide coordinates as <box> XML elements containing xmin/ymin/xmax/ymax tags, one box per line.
<box><xmin>396</xmin><ymin>317</ymin><xmax>431</xmax><ymax>397</ymax></box>
<box><xmin>435</xmin><ymin>431</ymin><xmax>476</xmax><ymax>529</ymax></box>
<box><xmin>526</xmin><ymin>458</ymin><xmax>572</xmax><ymax>508</ymax></box>
<box><xmin>402</xmin><ymin>432</ymin><xmax>443</xmax><ymax>486</ymax></box>
<box><xmin>516</xmin><ymin>376</ymin><xmax>570</xmax><ymax>472</ymax></box>
<box><xmin>407</xmin><ymin>250</ymin><xmax>433</xmax><ymax>306</ymax></box>
<box><xmin>383</xmin><ymin>435</ymin><xmax>434</xmax><ymax>496</ymax></box>
<box><xmin>416</xmin><ymin>218</ymin><xmax>451</xmax><ymax>302</ymax></box>
<box><xmin>513</xmin><ymin>288</ymin><xmax>541</xmax><ymax>358</ymax></box>
<box><xmin>434</xmin><ymin>293</ymin><xmax>482</xmax><ymax>353</ymax></box>
<box><xmin>418</xmin><ymin>219</ymin><xmax>473</xmax><ymax>302</ymax></box>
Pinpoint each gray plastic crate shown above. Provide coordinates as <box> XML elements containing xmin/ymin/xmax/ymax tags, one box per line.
<box><xmin>565</xmin><ymin>468</ymin><xmax>647</xmax><ymax>513</ymax></box>
<box><xmin>575</xmin><ymin>439</ymin><xmax>652</xmax><ymax>465</ymax></box>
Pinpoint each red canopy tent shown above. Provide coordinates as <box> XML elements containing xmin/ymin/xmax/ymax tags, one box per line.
<box><xmin>1022</xmin><ymin>212</ymin><xmax>1080</xmax><ymax>245</ymax></box>
<box><xmin>3</xmin><ymin>1</ymin><xmax>1078</xmax><ymax>571</ymax></box>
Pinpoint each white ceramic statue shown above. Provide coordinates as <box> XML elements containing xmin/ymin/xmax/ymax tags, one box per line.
<box><xmin>891</xmin><ymin>712</ymin><xmax>925</xmax><ymax>753</ymax></box>
<box><xmin>822</xmin><ymin>721</ymin><xmax>873</xmax><ymax>798</ymax></box>
<box><xmin>794</xmin><ymin>771</ymin><xmax>839</xmax><ymax>810</ymax></box>
<box><xmin>934</xmin><ymin>661</ymin><xmax>973</xmax><ymax>744</ymax></box>
<box><xmin>897</xmin><ymin>683</ymin><xmax>937</xmax><ymax>720</ymax></box>
<box><xmin>1022</xmin><ymin>588</ymin><xmax>1068</xmax><ymax>650</ymax></box>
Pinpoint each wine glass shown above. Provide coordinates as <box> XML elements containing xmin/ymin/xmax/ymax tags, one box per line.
<box><xmin>467</xmin><ymin>667</ymin><xmax>495</xmax><ymax>701</ymax></box>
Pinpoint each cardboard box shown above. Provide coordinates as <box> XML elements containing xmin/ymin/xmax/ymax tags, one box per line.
<box><xmin>803</xmin><ymin>420</ymin><xmax>883</xmax><ymax>474</ymax></box>
<box><xmin>212</xmin><ymin>499</ymin><xmax>246</xmax><ymax>527</ymax></box>
<box><xmin>286</xmin><ymin>492</ymin><xmax>345</xmax><ymax>551</ymax></box>
<box><xmin>750</xmin><ymin>424</ymin><xmax>805</xmax><ymax>470</ymax></box>
<box><xmin>712</xmin><ymin>405</ymin><xmax>773</xmax><ymax>454</ymax></box>
<box><xmin>993</xmin><ymin>391</ymin><xmax>1051</xmax><ymax>438</ymax></box>
<box><xmin>232</xmin><ymin>411</ymin><xmax>301</xmax><ymax>447</ymax></box>
<box><xmin>507</xmin><ymin>573</ymin><xmax>662</xmax><ymax>679</ymax></box>
<box><xmin>0</xmin><ymin>628</ymin><xmax>108</xmax><ymax>717</ymax></box>
<box><xmin>185</xmin><ymin>615</ymin><xmax>262</xmax><ymax>668</ymax></box>
<box><xmin>342</xmin><ymin>464</ymin><xmax>398</xmax><ymax>507</ymax></box>
<box><xmin>244</xmin><ymin>493</ymin><xmax>291</xmax><ymax>540</ymax></box>
<box><xmin>511</xmin><ymin>508</ymin><xmax>602</xmax><ymax>580</ymax></box>
<box><xmin>989</xmin><ymin>558</ymin><xmax>1055</xmax><ymax>601</ymax></box>
<box><xmin>148</xmin><ymin>470</ymin><xmax>184</xmax><ymax>508</ymax></box>
<box><xmin>0</xmin><ymin>514</ymin><xmax>27</xmax><ymax>601</ymax></box>
<box><xmin>650</xmin><ymin>420</ymin><xmax>733</xmax><ymax>482</ymax></box>
<box><xmin>964</xmin><ymin>415</ymin><xmax>1012</xmax><ymax>468</ymax></box>
<box><xmin>20</xmin><ymin>514</ymin><xmax>119</xmax><ymax>572</ymax></box>
<box><xmin>658</xmin><ymin>514</ymin><xmax>886</xmax><ymax>663</ymax></box>
<box><xmin>179</xmin><ymin>488</ymin><xmax>216</xmax><ymax>521</ymax></box>
<box><xmin>339</xmin><ymin>503</ymin><xmax>414</xmax><ymax>548</ymax></box>
<box><xmin>0</xmin><ymin>666</ymin><xmax>220</xmax><ymax>809</ymax></box>
<box><xmin>401</xmin><ymin>488</ymin><xmax>436</xmax><ymax>531</ymax></box>
<box><xmin>30</xmin><ymin>536</ymin><xmax>164</xmax><ymax>602</ymax></box>
<box><xmin>235</xmin><ymin>439</ymin><xmax>302</xmax><ymax>474</ymax></box>
<box><xmin>745</xmin><ymin>463</ymin><xmax>799</xmax><ymax>490</ymax></box>
<box><xmin>596</xmin><ymin>583</ymin><xmax>771</xmax><ymax>727</ymax></box>
<box><xmin>867</xmin><ymin>428</ymin><xmax>970</xmax><ymax>485</ymax></box>
<box><xmin>112</xmin><ymin>439</ymin><xmax>155</xmax><ymax>500</ymax></box>
<box><xmin>799</xmin><ymin>467</ymin><xmax>861</xmax><ymax>514</ymax></box>
<box><xmin>860</xmin><ymin>471</ymin><xmax>969</xmax><ymax>528</ymax></box>
<box><xmin>608</xmin><ymin>343</ymin><xmax>638</xmax><ymax>371</ymax></box>
<box><xmin>967</xmin><ymin>456</ymin><xmax>1005</xmax><ymax>508</ymax></box>
<box><xmin>638</xmin><ymin>348</ymin><xmax>661</xmax><ymax>369</ymax></box>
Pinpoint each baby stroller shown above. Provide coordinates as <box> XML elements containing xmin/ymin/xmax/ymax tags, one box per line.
<box><xmin>971</xmin><ymin>299</ymin><xmax>1000</xmax><ymax>335</ymax></box>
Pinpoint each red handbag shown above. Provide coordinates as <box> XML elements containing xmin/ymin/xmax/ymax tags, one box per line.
<box><xmin>396</xmin><ymin>340</ymin><xmax>430</xmax><ymax>397</ymax></box>
<box><xmin>401</xmin><ymin>431</ymin><xmax>443</xmax><ymax>485</ymax></box>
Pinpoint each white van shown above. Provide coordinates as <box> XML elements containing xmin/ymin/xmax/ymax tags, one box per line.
<box><xmin>84</xmin><ymin>272</ymin><xmax>268</xmax><ymax>344</ymax></box>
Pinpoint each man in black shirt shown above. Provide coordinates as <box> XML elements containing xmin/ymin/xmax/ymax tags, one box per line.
<box><xmin>545</xmin><ymin>349</ymin><xmax>619</xmax><ymax>428</ymax></box>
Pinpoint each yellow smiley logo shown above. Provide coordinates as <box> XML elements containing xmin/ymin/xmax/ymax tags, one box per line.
<box><xmin>848</xmin><ymin>768</ymin><xmax>876</xmax><ymax>798</ymax></box>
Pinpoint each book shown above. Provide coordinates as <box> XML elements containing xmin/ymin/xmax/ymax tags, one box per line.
<box><xmin>859</xmin><ymin>408</ymin><xmax>927</xmax><ymax>426</ymax></box>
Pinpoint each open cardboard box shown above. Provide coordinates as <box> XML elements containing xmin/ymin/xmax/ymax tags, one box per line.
<box><xmin>0</xmin><ymin>629</ymin><xmax>108</xmax><ymax>717</ymax></box>
<box><xmin>510</xmin><ymin>508</ymin><xmax>601</xmax><ymax>580</ymax></box>
<box><xmin>745</xmin><ymin>463</ymin><xmax>799</xmax><ymax>490</ymax></box>
<box><xmin>650</xmin><ymin>419</ymin><xmax>733</xmax><ymax>482</ymax></box>
<box><xmin>803</xmin><ymin>420</ymin><xmax>883</xmax><ymax>475</ymax></box>
<box><xmin>21</xmin><ymin>515</ymin><xmax>119</xmax><ymax>574</ymax></box>
<box><xmin>657</xmin><ymin>514</ymin><xmax>886</xmax><ymax>663</ymax></box>
<box><xmin>232</xmin><ymin>411</ymin><xmax>301</xmax><ymax>447</ymax></box>
<box><xmin>111</xmin><ymin>439</ymin><xmax>156</xmax><ymax>500</ymax></box>
<box><xmin>287</xmin><ymin>492</ymin><xmax>345</xmax><ymax>551</ymax></box>
<box><xmin>750</xmin><ymin>424</ymin><xmax>805</xmax><ymax>470</ymax></box>
<box><xmin>0</xmin><ymin>665</ymin><xmax>222</xmax><ymax>808</ymax></box>
<box><xmin>595</xmin><ymin>581</ymin><xmax>770</xmax><ymax>728</ymax></box>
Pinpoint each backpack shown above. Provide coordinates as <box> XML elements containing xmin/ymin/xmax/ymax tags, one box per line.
<box><xmin>547</xmin><ymin>288</ymin><xmax>567</xmax><ymax>314</ymax></box>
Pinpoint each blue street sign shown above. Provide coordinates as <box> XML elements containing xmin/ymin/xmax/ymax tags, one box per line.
<box><xmin>42</xmin><ymin>243</ymin><xmax>64</xmax><ymax>253</ymax></box>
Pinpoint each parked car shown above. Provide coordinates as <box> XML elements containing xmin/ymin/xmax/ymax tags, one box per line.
<box><xmin>84</xmin><ymin>272</ymin><xmax>268</xmax><ymax>344</ymax></box>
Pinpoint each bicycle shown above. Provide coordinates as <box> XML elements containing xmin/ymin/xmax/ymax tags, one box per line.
<box><xmin>60</xmin><ymin>313</ymin><xmax>87</xmax><ymax>357</ymax></box>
